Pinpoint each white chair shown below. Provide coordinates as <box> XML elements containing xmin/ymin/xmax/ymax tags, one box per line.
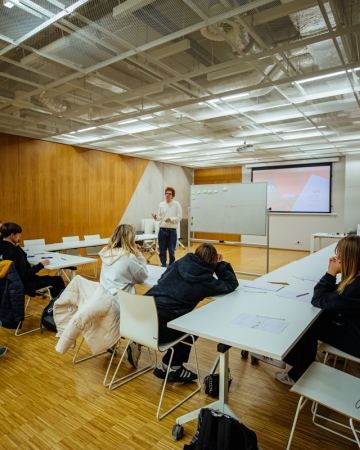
<box><xmin>62</xmin><ymin>236</ymin><xmax>81</xmax><ymax>257</ymax></box>
<box><xmin>318</xmin><ymin>342</ymin><xmax>360</xmax><ymax>372</ymax></box>
<box><xmin>15</xmin><ymin>287</ymin><xmax>52</xmax><ymax>336</ymax></box>
<box><xmin>23</xmin><ymin>238</ymin><xmax>45</xmax><ymax>247</ymax></box>
<box><xmin>83</xmin><ymin>235</ymin><xmax>102</xmax><ymax>278</ymax></box>
<box><xmin>287</xmin><ymin>362</ymin><xmax>360</xmax><ymax>448</ymax></box>
<box><xmin>108</xmin><ymin>289</ymin><xmax>201</xmax><ymax>420</ymax></box>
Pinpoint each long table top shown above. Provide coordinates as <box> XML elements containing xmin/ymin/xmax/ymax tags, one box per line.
<box><xmin>169</xmin><ymin>243</ymin><xmax>336</xmax><ymax>360</ymax></box>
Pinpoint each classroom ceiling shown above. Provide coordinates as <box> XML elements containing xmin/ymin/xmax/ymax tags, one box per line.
<box><xmin>0</xmin><ymin>0</ymin><xmax>360</xmax><ymax>168</ymax></box>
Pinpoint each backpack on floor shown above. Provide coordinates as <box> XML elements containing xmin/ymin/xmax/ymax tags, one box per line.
<box><xmin>183</xmin><ymin>408</ymin><xmax>258</xmax><ymax>450</ymax></box>
<box><xmin>40</xmin><ymin>289</ymin><xmax>64</xmax><ymax>333</ymax></box>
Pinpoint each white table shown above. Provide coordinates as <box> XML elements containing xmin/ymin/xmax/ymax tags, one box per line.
<box><xmin>22</xmin><ymin>234</ymin><xmax>158</xmax><ymax>255</ymax></box>
<box><xmin>169</xmin><ymin>243</ymin><xmax>337</xmax><ymax>426</ymax></box>
<box><xmin>310</xmin><ymin>232</ymin><xmax>346</xmax><ymax>254</ymax></box>
<box><xmin>27</xmin><ymin>253</ymin><xmax>97</xmax><ymax>280</ymax></box>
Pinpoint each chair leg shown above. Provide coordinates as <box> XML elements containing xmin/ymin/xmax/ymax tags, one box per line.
<box><xmin>72</xmin><ymin>336</ymin><xmax>109</xmax><ymax>364</ymax></box>
<box><xmin>287</xmin><ymin>396</ymin><xmax>308</xmax><ymax>449</ymax></box>
<box><xmin>157</xmin><ymin>335</ymin><xmax>201</xmax><ymax>420</ymax></box>
<box><xmin>15</xmin><ymin>296</ymin><xmax>41</xmax><ymax>336</ymax></box>
<box><xmin>107</xmin><ymin>341</ymin><xmax>155</xmax><ymax>389</ymax></box>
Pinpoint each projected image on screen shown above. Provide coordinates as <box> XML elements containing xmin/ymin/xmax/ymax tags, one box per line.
<box><xmin>252</xmin><ymin>164</ymin><xmax>331</xmax><ymax>213</ymax></box>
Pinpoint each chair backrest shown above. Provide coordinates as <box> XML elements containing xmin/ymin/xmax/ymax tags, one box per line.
<box><xmin>117</xmin><ymin>289</ymin><xmax>159</xmax><ymax>350</ymax></box>
<box><xmin>23</xmin><ymin>238</ymin><xmax>45</xmax><ymax>246</ymax></box>
<box><xmin>62</xmin><ymin>236</ymin><xmax>81</xmax><ymax>256</ymax></box>
<box><xmin>142</xmin><ymin>218</ymin><xmax>156</xmax><ymax>234</ymax></box>
<box><xmin>84</xmin><ymin>234</ymin><xmax>100</xmax><ymax>240</ymax></box>
<box><xmin>84</xmin><ymin>234</ymin><xmax>102</xmax><ymax>256</ymax></box>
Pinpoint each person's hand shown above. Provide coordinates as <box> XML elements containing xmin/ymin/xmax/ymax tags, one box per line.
<box><xmin>42</xmin><ymin>259</ymin><xmax>51</xmax><ymax>267</ymax></box>
<box><xmin>217</xmin><ymin>253</ymin><xmax>223</xmax><ymax>262</ymax></box>
<box><xmin>136</xmin><ymin>244</ymin><xmax>142</xmax><ymax>252</ymax></box>
<box><xmin>151</xmin><ymin>213</ymin><xmax>157</xmax><ymax>219</ymax></box>
<box><xmin>165</xmin><ymin>218</ymin><xmax>171</xmax><ymax>223</ymax></box>
<box><xmin>327</xmin><ymin>256</ymin><xmax>341</xmax><ymax>276</ymax></box>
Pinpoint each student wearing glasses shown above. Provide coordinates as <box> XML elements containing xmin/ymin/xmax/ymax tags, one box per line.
<box><xmin>152</xmin><ymin>186</ymin><xmax>182</xmax><ymax>268</ymax></box>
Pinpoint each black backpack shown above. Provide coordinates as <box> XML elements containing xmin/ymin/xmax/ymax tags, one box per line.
<box><xmin>40</xmin><ymin>289</ymin><xmax>64</xmax><ymax>333</ymax></box>
<box><xmin>183</xmin><ymin>408</ymin><xmax>258</xmax><ymax>450</ymax></box>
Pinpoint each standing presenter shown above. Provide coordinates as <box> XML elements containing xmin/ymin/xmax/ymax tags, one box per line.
<box><xmin>152</xmin><ymin>187</ymin><xmax>182</xmax><ymax>267</ymax></box>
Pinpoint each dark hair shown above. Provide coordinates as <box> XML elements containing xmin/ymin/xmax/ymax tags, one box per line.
<box><xmin>195</xmin><ymin>243</ymin><xmax>218</xmax><ymax>267</ymax></box>
<box><xmin>0</xmin><ymin>222</ymin><xmax>22</xmax><ymax>238</ymax></box>
<box><xmin>165</xmin><ymin>186</ymin><xmax>175</xmax><ymax>197</ymax></box>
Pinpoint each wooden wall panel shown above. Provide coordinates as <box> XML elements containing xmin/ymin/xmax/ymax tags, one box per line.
<box><xmin>0</xmin><ymin>133</ymin><xmax>20</xmax><ymax>224</ymax></box>
<box><xmin>194</xmin><ymin>166</ymin><xmax>242</xmax><ymax>242</ymax></box>
<box><xmin>18</xmin><ymin>138</ymin><xmax>59</xmax><ymax>243</ymax></box>
<box><xmin>0</xmin><ymin>133</ymin><xmax>148</xmax><ymax>245</ymax></box>
<box><xmin>57</xmin><ymin>144</ymin><xmax>90</xmax><ymax>240</ymax></box>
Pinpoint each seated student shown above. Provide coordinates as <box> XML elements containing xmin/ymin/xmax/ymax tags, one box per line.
<box><xmin>145</xmin><ymin>242</ymin><xmax>239</xmax><ymax>382</ymax></box>
<box><xmin>274</xmin><ymin>234</ymin><xmax>360</xmax><ymax>386</ymax></box>
<box><xmin>54</xmin><ymin>224</ymin><xmax>148</xmax><ymax>366</ymax></box>
<box><xmin>99</xmin><ymin>224</ymin><xmax>148</xmax><ymax>296</ymax></box>
<box><xmin>0</xmin><ymin>222</ymin><xmax>65</xmax><ymax>298</ymax></box>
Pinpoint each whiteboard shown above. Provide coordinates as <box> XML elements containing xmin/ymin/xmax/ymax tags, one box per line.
<box><xmin>190</xmin><ymin>183</ymin><xmax>267</xmax><ymax>236</ymax></box>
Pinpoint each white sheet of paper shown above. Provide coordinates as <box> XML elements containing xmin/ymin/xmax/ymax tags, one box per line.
<box><xmin>231</xmin><ymin>313</ymin><xmax>289</xmax><ymax>334</ymax></box>
<box><xmin>293</xmin><ymin>273</ymin><xmax>320</xmax><ymax>283</ymax></box>
<box><xmin>242</xmin><ymin>281</ymin><xmax>284</xmax><ymax>292</ymax></box>
<box><xmin>276</xmin><ymin>290</ymin><xmax>312</xmax><ymax>303</ymax></box>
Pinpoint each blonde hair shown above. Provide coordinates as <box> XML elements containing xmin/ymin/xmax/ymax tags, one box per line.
<box><xmin>104</xmin><ymin>224</ymin><xmax>139</xmax><ymax>257</ymax></box>
<box><xmin>336</xmin><ymin>235</ymin><xmax>360</xmax><ymax>293</ymax></box>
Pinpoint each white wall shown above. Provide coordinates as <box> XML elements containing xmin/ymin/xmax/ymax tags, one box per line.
<box><xmin>241</xmin><ymin>159</ymin><xmax>346</xmax><ymax>251</ymax></box>
<box><xmin>120</xmin><ymin>161</ymin><xmax>193</xmax><ymax>230</ymax></box>
<box><xmin>344</xmin><ymin>154</ymin><xmax>360</xmax><ymax>232</ymax></box>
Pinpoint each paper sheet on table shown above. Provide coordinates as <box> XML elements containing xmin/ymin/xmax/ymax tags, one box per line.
<box><xmin>276</xmin><ymin>290</ymin><xmax>312</xmax><ymax>303</ymax></box>
<box><xmin>293</xmin><ymin>273</ymin><xmax>321</xmax><ymax>283</ymax></box>
<box><xmin>230</xmin><ymin>313</ymin><xmax>289</xmax><ymax>334</ymax></box>
<box><xmin>242</xmin><ymin>281</ymin><xmax>284</xmax><ymax>292</ymax></box>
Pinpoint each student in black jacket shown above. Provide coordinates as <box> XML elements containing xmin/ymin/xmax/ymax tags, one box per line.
<box><xmin>275</xmin><ymin>234</ymin><xmax>360</xmax><ymax>386</ymax></box>
<box><xmin>0</xmin><ymin>222</ymin><xmax>65</xmax><ymax>298</ymax></box>
<box><xmin>146</xmin><ymin>242</ymin><xmax>238</xmax><ymax>383</ymax></box>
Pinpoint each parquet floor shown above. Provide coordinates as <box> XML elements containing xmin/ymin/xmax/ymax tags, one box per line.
<box><xmin>0</xmin><ymin>244</ymin><xmax>358</xmax><ymax>449</ymax></box>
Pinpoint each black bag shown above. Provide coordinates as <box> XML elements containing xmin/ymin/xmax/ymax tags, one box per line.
<box><xmin>203</xmin><ymin>369</ymin><xmax>232</xmax><ymax>398</ymax></box>
<box><xmin>184</xmin><ymin>408</ymin><xmax>258</xmax><ymax>450</ymax></box>
<box><xmin>40</xmin><ymin>289</ymin><xmax>64</xmax><ymax>332</ymax></box>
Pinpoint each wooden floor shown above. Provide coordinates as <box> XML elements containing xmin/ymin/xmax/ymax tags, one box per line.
<box><xmin>1</xmin><ymin>244</ymin><xmax>359</xmax><ymax>450</ymax></box>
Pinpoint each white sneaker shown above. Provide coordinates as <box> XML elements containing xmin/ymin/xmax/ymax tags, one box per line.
<box><xmin>275</xmin><ymin>371</ymin><xmax>295</xmax><ymax>386</ymax></box>
<box><xmin>251</xmin><ymin>352</ymin><xmax>286</xmax><ymax>369</ymax></box>
<box><xmin>127</xmin><ymin>342</ymin><xmax>141</xmax><ymax>368</ymax></box>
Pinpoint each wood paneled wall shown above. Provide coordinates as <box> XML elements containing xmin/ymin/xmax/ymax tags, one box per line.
<box><xmin>0</xmin><ymin>133</ymin><xmax>148</xmax><ymax>244</ymax></box>
<box><xmin>194</xmin><ymin>166</ymin><xmax>242</xmax><ymax>242</ymax></box>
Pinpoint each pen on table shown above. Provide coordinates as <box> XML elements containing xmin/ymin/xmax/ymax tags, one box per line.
<box><xmin>41</xmin><ymin>256</ymin><xmax>52</xmax><ymax>259</ymax></box>
<box><xmin>268</xmin><ymin>281</ymin><xmax>289</xmax><ymax>285</ymax></box>
<box><xmin>244</xmin><ymin>290</ymin><xmax>267</xmax><ymax>293</ymax></box>
<box><xmin>61</xmin><ymin>258</ymin><xmax>67</xmax><ymax>260</ymax></box>
<box><xmin>256</xmin><ymin>315</ymin><xmax>285</xmax><ymax>321</ymax></box>
<box><xmin>296</xmin><ymin>292</ymin><xmax>309</xmax><ymax>297</ymax></box>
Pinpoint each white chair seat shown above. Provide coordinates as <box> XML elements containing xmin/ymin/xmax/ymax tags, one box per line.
<box><xmin>287</xmin><ymin>362</ymin><xmax>360</xmax><ymax>448</ymax></box>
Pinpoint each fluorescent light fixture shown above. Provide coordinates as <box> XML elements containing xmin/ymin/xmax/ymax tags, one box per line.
<box><xmin>147</xmin><ymin>40</ymin><xmax>190</xmax><ymax>60</ymax></box>
<box><xmin>69</xmin><ymin>131</ymin><xmax>77</xmax><ymax>134</ymax></box>
<box><xmin>3</xmin><ymin>0</ymin><xmax>14</xmax><ymax>7</ymax></box>
<box><xmin>5</xmin><ymin>0</ymin><xmax>44</xmax><ymax>18</ymax></box>
<box><xmin>255</xmin><ymin>103</ymin><xmax>291</xmax><ymax>111</ymax></box>
<box><xmin>283</xmin><ymin>126</ymin><xmax>326</xmax><ymax>133</ymax></box>
<box><xmin>220</xmin><ymin>93</ymin><xmax>249</xmax><ymax>101</ymax></box>
<box><xmin>119</xmin><ymin>119</ymin><xmax>139</xmax><ymax>125</ymax></box>
<box><xmin>198</xmin><ymin>102</ymin><xmax>204</xmax><ymax>105</ymax></box>
<box><xmin>113</xmin><ymin>0</ymin><xmax>155</xmax><ymax>17</ymax></box>
<box><xmin>78</xmin><ymin>126</ymin><xmax>97</xmax><ymax>132</ymax></box>
<box><xmin>207</xmin><ymin>99</ymin><xmax>220</xmax><ymax>104</ymax></box>
<box><xmin>298</xmin><ymin>71</ymin><xmax>345</xmax><ymax>84</ymax></box>
<box><xmin>140</xmin><ymin>115</ymin><xmax>154</xmax><ymax>120</ymax></box>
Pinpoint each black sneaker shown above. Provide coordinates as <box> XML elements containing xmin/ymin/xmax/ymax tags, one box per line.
<box><xmin>168</xmin><ymin>365</ymin><xmax>197</xmax><ymax>383</ymax></box>
<box><xmin>153</xmin><ymin>363</ymin><xmax>167</xmax><ymax>379</ymax></box>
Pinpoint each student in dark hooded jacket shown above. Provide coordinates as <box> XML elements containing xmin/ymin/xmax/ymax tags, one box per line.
<box><xmin>146</xmin><ymin>242</ymin><xmax>238</xmax><ymax>383</ymax></box>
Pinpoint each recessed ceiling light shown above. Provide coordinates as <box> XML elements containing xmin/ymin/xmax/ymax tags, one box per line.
<box><xmin>255</xmin><ymin>103</ymin><xmax>291</xmax><ymax>111</ymax></box>
<box><xmin>221</xmin><ymin>93</ymin><xmax>249</xmax><ymax>101</ymax></box>
<box><xmin>283</xmin><ymin>126</ymin><xmax>326</xmax><ymax>133</ymax></box>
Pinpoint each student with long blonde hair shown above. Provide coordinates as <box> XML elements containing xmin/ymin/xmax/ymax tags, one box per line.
<box><xmin>100</xmin><ymin>224</ymin><xmax>148</xmax><ymax>296</ymax></box>
<box><xmin>275</xmin><ymin>234</ymin><xmax>360</xmax><ymax>385</ymax></box>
